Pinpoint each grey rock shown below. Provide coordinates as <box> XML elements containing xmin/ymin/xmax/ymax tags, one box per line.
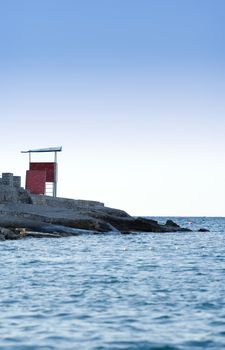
<box><xmin>5</xmin><ymin>231</ymin><xmax>20</xmax><ymax>240</ymax></box>
<box><xmin>165</xmin><ymin>220</ymin><xmax>180</xmax><ymax>227</ymax></box>
<box><xmin>0</xmin><ymin>227</ymin><xmax>12</xmax><ymax>236</ymax></box>
<box><xmin>0</xmin><ymin>185</ymin><xmax>32</xmax><ymax>204</ymax></box>
<box><xmin>198</xmin><ymin>228</ymin><xmax>210</xmax><ymax>232</ymax></box>
<box><xmin>0</xmin><ymin>227</ymin><xmax>20</xmax><ymax>240</ymax></box>
<box><xmin>0</xmin><ymin>186</ymin><xmax>191</xmax><ymax>237</ymax></box>
<box><xmin>25</xmin><ymin>231</ymin><xmax>62</xmax><ymax>238</ymax></box>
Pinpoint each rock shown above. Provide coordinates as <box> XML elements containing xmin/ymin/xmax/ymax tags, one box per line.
<box><xmin>0</xmin><ymin>186</ymin><xmax>192</xmax><ymax>237</ymax></box>
<box><xmin>165</xmin><ymin>220</ymin><xmax>180</xmax><ymax>227</ymax></box>
<box><xmin>0</xmin><ymin>227</ymin><xmax>11</xmax><ymax>236</ymax></box>
<box><xmin>89</xmin><ymin>213</ymin><xmax>191</xmax><ymax>233</ymax></box>
<box><xmin>5</xmin><ymin>231</ymin><xmax>21</xmax><ymax>240</ymax></box>
<box><xmin>0</xmin><ymin>227</ymin><xmax>21</xmax><ymax>240</ymax></box>
<box><xmin>198</xmin><ymin>228</ymin><xmax>210</xmax><ymax>232</ymax></box>
<box><xmin>25</xmin><ymin>231</ymin><xmax>62</xmax><ymax>238</ymax></box>
<box><xmin>0</xmin><ymin>184</ymin><xmax>32</xmax><ymax>204</ymax></box>
<box><xmin>162</xmin><ymin>219</ymin><xmax>192</xmax><ymax>232</ymax></box>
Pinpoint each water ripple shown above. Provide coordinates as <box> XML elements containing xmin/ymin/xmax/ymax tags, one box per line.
<box><xmin>0</xmin><ymin>217</ymin><xmax>225</xmax><ymax>349</ymax></box>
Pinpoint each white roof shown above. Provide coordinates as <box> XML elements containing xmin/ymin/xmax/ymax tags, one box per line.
<box><xmin>21</xmin><ymin>146</ymin><xmax>62</xmax><ymax>153</ymax></box>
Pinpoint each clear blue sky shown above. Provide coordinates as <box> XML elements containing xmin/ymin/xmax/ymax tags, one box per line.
<box><xmin>0</xmin><ymin>0</ymin><xmax>225</xmax><ymax>216</ymax></box>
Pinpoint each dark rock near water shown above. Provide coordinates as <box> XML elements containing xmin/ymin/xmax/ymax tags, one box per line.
<box><xmin>0</xmin><ymin>234</ymin><xmax>5</xmax><ymax>241</ymax></box>
<box><xmin>0</xmin><ymin>184</ymin><xmax>207</xmax><ymax>239</ymax></box>
<box><xmin>165</xmin><ymin>220</ymin><xmax>180</xmax><ymax>228</ymax></box>
<box><xmin>0</xmin><ymin>227</ymin><xmax>21</xmax><ymax>240</ymax></box>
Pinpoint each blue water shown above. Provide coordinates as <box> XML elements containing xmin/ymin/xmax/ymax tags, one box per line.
<box><xmin>0</xmin><ymin>217</ymin><xmax>225</xmax><ymax>350</ymax></box>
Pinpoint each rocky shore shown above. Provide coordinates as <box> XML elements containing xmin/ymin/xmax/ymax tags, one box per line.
<box><xmin>0</xmin><ymin>184</ymin><xmax>207</xmax><ymax>240</ymax></box>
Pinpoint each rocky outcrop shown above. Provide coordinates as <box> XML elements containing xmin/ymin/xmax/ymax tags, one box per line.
<box><xmin>0</xmin><ymin>184</ymin><xmax>197</xmax><ymax>240</ymax></box>
<box><xmin>0</xmin><ymin>185</ymin><xmax>32</xmax><ymax>204</ymax></box>
<box><xmin>0</xmin><ymin>227</ymin><xmax>20</xmax><ymax>240</ymax></box>
<box><xmin>198</xmin><ymin>228</ymin><xmax>210</xmax><ymax>232</ymax></box>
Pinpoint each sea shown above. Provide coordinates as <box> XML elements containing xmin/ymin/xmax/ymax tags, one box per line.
<box><xmin>0</xmin><ymin>217</ymin><xmax>225</xmax><ymax>350</ymax></box>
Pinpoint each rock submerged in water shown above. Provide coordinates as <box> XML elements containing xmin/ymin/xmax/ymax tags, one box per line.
<box><xmin>0</xmin><ymin>184</ymin><xmax>207</xmax><ymax>240</ymax></box>
<box><xmin>198</xmin><ymin>228</ymin><xmax>210</xmax><ymax>232</ymax></box>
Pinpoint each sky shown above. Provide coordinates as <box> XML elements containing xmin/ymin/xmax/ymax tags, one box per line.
<box><xmin>0</xmin><ymin>0</ymin><xmax>225</xmax><ymax>216</ymax></box>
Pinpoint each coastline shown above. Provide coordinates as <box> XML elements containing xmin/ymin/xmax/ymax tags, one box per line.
<box><xmin>0</xmin><ymin>184</ymin><xmax>209</xmax><ymax>241</ymax></box>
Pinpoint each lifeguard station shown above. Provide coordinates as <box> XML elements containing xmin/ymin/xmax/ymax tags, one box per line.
<box><xmin>21</xmin><ymin>146</ymin><xmax>62</xmax><ymax>197</ymax></box>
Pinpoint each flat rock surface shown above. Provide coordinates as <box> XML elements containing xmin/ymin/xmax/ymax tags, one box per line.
<box><xmin>0</xmin><ymin>185</ymin><xmax>192</xmax><ymax>239</ymax></box>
